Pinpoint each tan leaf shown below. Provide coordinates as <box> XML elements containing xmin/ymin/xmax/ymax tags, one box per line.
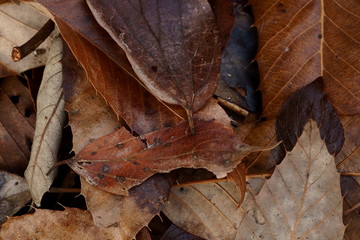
<box><xmin>81</xmin><ymin>174</ymin><xmax>171</xmax><ymax>239</ymax></box>
<box><xmin>250</xmin><ymin>0</ymin><xmax>360</xmax><ymax>118</ymax></box>
<box><xmin>163</xmin><ymin>120</ymin><xmax>345</xmax><ymax>239</ymax></box>
<box><xmin>24</xmin><ymin>35</ymin><xmax>66</xmax><ymax>206</ymax></box>
<box><xmin>61</xmin><ymin>41</ymin><xmax>122</xmax><ymax>153</ymax></box>
<box><xmin>87</xmin><ymin>0</ymin><xmax>221</xmax><ymax>131</ymax></box>
<box><xmin>0</xmin><ymin>208</ymin><xmax>120</xmax><ymax>239</ymax></box>
<box><xmin>0</xmin><ymin>170</ymin><xmax>31</xmax><ymax>224</ymax></box>
<box><xmin>0</xmin><ymin>2</ymin><xmax>54</xmax><ymax>78</ymax></box>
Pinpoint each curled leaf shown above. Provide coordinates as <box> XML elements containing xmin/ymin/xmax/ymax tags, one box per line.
<box><xmin>24</xmin><ymin>35</ymin><xmax>66</xmax><ymax>206</ymax></box>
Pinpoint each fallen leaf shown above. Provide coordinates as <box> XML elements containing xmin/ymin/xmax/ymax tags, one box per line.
<box><xmin>61</xmin><ymin>40</ymin><xmax>122</xmax><ymax>153</ymax></box>
<box><xmin>24</xmin><ymin>35</ymin><xmax>66</xmax><ymax>206</ymax></box>
<box><xmin>250</xmin><ymin>0</ymin><xmax>360</xmax><ymax>118</ymax></box>
<box><xmin>69</xmin><ymin>118</ymin><xmax>261</xmax><ymax>195</ymax></box>
<box><xmin>56</xmin><ymin>17</ymin><xmax>185</xmax><ymax>135</ymax></box>
<box><xmin>0</xmin><ymin>2</ymin><xmax>54</xmax><ymax>77</ymax></box>
<box><xmin>0</xmin><ymin>77</ymin><xmax>35</xmax><ymax>174</ymax></box>
<box><xmin>81</xmin><ymin>174</ymin><xmax>171</xmax><ymax>239</ymax></box>
<box><xmin>164</xmin><ymin>120</ymin><xmax>345</xmax><ymax>239</ymax></box>
<box><xmin>87</xmin><ymin>0</ymin><xmax>221</xmax><ymax>129</ymax></box>
<box><xmin>161</xmin><ymin>224</ymin><xmax>205</xmax><ymax>240</ymax></box>
<box><xmin>0</xmin><ymin>170</ymin><xmax>31</xmax><ymax>224</ymax></box>
<box><xmin>0</xmin><ymin>208</ymin><xmax>120</xmax><ymax>239</ymax></box>
<box><xmin>227</xmin><ymin>162</ymin><xmax>246</xmax><ymax>206</ymax></box>
<box><xmin>136</xmin><ymin>228</ymin><xmax>152</xmax><ymax>240</ymax></box>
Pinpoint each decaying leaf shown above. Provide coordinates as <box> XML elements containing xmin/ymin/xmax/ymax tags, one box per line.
<box><xmin>0</xmin><ymin>2</ymin><xmax>54</xmax><ymax>77</ymax></box>
<box><xmin>0</xmin><ymin>208</ymin><xmax>120</xmax><ymax>239</ymax></box>
<box><xmin>69</xmin><ymin>118</ymin><xmax>263</xmax><ymax>195</ymax></box>
<box><xmin>0</xmin><ymin>76</ymin><xmax>35</xmax><ymax>174</ymax></box>
<box><xmin>61</xmin><ymin>41</ymin><xmax>122</xmax><ymax>153</ymax></box>
<box><xmin>250</xmin><ymin>0</ymin><xmax>360</xmax><ymax>118</ymax></box>
<box><xmin>0</xmin><ymin>170</ymin><xmax>31</xmax><ymax>224</ymax></box>
<box><xmin>24</xmin><ymin>35</ymin><xmax>66</xmax><ymax>206</ymax></box>
<box><xmin>56</xmin><ymin>17</ymin><xmax>184</xmax><ymax>135</ymax></box>
<box><xmin>164</xmin><ymin>120</ymin><xmax>345</xmax><ymax>239</ymax></box>
<box><xmin>81</xmin><ymin>174</ymin><xmax>171</xmax><ymax>239</ymax></box>
<box><xmin>87</xmin><ymin>0</ymin><xmax>221</xmax><ymax>130</ymax></box>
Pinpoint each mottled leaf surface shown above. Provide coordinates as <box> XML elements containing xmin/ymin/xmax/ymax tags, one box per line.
<box><xmin>250</xmin><ymin>0</ymin><xmax>360</xmax><ymax>118</ymax></box>
<box><xmin>87</xmin><ymin>0</ymin><xmax>221</xmax><ymax>123</ymax></box>
<box><xmin>69</xmin><ymin>119</ymin><xmax>259</xmax><ymax>195</ymax></box>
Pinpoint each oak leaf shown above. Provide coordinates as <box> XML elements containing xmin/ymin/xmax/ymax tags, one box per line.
<box><xmin>24</xmin><ymin>35</ymin><xmax>66</xmax><ymax>206</ymax></box>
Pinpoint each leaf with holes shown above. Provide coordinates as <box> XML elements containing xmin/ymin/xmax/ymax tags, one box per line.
<box><xmin>24</xmin><ymin>35</ymin><xmax>66</xmax><ymax>206</ymax></box>
<box><xmin>86</xmin><ymin>0</ymin><xmax>221</xmax><ymax>131</ymax></box>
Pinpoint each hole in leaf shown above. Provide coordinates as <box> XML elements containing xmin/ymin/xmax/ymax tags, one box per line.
<box><xmin>9</xmin><ymin>95</ymin><xmax>19</xmax><ymax>104</ymax></box>
<box><xmin>24</xmin><ymin>108</ymin><xmax>32</xmax><ymax>118</ymax></box>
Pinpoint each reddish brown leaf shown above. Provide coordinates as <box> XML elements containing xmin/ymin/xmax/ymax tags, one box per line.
<box><xmin>250</xmin><ymin>0</ymin><xmax>360</xmax><ymax>118</ymax></box>
<box><xmin>87</xmin><ymin>0</ymin><xmax>221</xmax><ymax>129</ymax></box>
<box><xmin>227</xmin><ymin>162</ymin><xmax>246</xmax><ymax>205</ymax></box>
<box><xmin>68</xmin><ymin>119</ymin><xmax>260</xmax><ymax>195</ymax></box>
<box><xmin>56</xmin><ymin>18</ymin><xmax>185</xmax><ymax>135</ymax></box>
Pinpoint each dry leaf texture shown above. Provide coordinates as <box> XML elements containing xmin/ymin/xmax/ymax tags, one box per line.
<box><xmin>24</xmin><ymin>35</ymin><xmax>66</xmax><ymax>206</ymax></box>
<box><xmin>0</xmin><ymin>2</ymin><xmax>54</xmax><ymax>77</ymax></box>
<box><xmin>87</xmin><ymin>0</ymin><xmax>221</xmax><ymax>118</ymax></box>
<box><xmin>81</xmin><ymin>174</ymin><xmax>171</xmax><ymax>239</ymax></box>
<box><xmin>164</xmin><ymin>120</ymin><xmax>345</xmax><ymax>239</ymax></box>
<box><xmin>69</xmin><ymin>119</ymin><xmax>258</xmax><ymax>195</ymax></box>
<box><xmin>0</xmin><ymin>208</ymin><xmax>120</xmax><ymax>239</ymax></box>
<box><xmin>250</xmin><ymin>0</ymin><xmax>360</xmax><ymax>118</ymax></box>
<box><xmin>0</xmin><ymin>171</ymin><xmax>31</xmax><ymax>224</ymax></box>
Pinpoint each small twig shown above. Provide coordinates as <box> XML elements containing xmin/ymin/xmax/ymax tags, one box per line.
<box><xmin>340</xmin><ymin>172</ymin><xmax>360</xmax><ymax>177</ymax></box>
<box><xmin>12</xmin><ymin>19</ymin><xmax>55</xmax><ymax>62</ymax></box>
<box><xmin>217</xmin><ymin>97</ymin><xmax>249</xmax><ymax>116</ymax></box>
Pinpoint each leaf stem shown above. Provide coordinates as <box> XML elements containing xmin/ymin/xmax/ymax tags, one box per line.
<box><xmin>12</xmin><ymin>19</ymin><xmax>55</xmax><ymax>62</ymax></box>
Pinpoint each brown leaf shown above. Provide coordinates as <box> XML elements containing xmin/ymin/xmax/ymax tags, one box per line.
<box><xmin>24</xmin><ymin>35</ymin><xmax>66</xmax><ymax>206</ymax></box>
<box><xmin>0</xmin><ymin>2</ymin><xmax>54</xmax><ymax>77</ymax></box>
<box><xmin>56</xmin><ymin>17</ymin><xmax>185</xmax><ymax>135</ymax></box>
<box><xmin>250</xmin><ymin>0</ymin><xmax>360</xmax><ymax>118</ymax></box>
<box><xmin>0</xmin><ymin>208</ymin><xmax>120</xmax><ymax>239</ymax></box>
<box><xmin>0</xmin><ymin>171</ymin><xmax>31</xmax><ymax>224</ymax></box>
<box><xmin>164</xmin><ymin>120</ymin><xmax>345</xmax><ymax>239</ymax></box>
<box><xmin>81</xmin><ymin>174</ymin><xmax>171</xmax><ymax>239</ymax></box>
<box><xmin>69</xmin><ymin>119</ymin><xmax>260</xmax><ymax>195</ymax></box>
<box><xmin>227</xmin><ymin>162</ymin><xmax>246</xmax><ymax>206</ymax></box>
<box><xmin>61</xmin><ymin>40</ymin><xmax>122</xmax><ymax>153</ymax></box>
<box><xmin>87</xmin><ymin>0</ymin><xmax>221</xmax><ymax>129</ymax></box>
<box><xmin>0</xmin><ymin>77</ymin><xmax>35</xmax><ymax>174</ymax></box>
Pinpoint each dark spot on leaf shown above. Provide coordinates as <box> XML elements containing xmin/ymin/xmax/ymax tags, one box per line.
<box><xmin>9</xmin><ymin>95</ymin><xmax>19</xmax><ymax>104</ymax></box>
<box><xmin>101</xmin><ymin>165</ymin><xmax>110</xmax><ymax>173</ymax></box>
<box><xmin>45</xmin><ymin>116</ymin><xmax>48</xmax><ymax>120</ymax></box>
<box><xmin>24</xmin><ymin>108</ymin><xmax>32</xmax><ymax>118</ymax></box>
<box><xmin>15</xmin><ymin>182</ymin><xmax>19</xmax><ymax>185</ymax></box>
<box><xmin>164</xmin><ymin>142</ymin><xmax>172</xmax><ymax>147</ymax></box>
<box><xmin>97</xmin><ymin>174</ymin><xmax>105</xmax><ymax>179</ymax></box>
<box><xmin>180</xmin><ymin>187</ymin><xmax>184</xmax><ymax>191</ymax></box>
<box><xmin>154</xmin><ymin>138</ymin><xmax>161</xmax><ymax>145</ymax></box>
<box><xmin>317</xmin><ymin>34</ymin><xmax>322</xmax><ymax>39</ymax></box>
<box><xmin>260</xmin><ymin>117</ymin><xmax>267</xmax><ymax>122</ymax></box>
<box><xmin>25</xmin><ymin>136</ymin><xmax>32</xmax><ymax>151</ymax></box>
<box><xmin>132</xmin><ymin>161</ymin><xmax>140</xmax><ymax>166</ymax></box>
<box><xmin>143</xmin><ymin>167</ymin><xmax>150</xmax><ymax>172</ymax></box>
<box><xmin>91</xmin><ymin>151</ymin><xmax>97</xmax><ymax>156</ymax></box>
<box><xmin>151</xmin><ymin>66</ymin><xmax>158</xmax><ymax>72</ymax></box>
<box><xmin>115</xmin><ymin>143</ymin><xmax>124</xmax><ymax>148</ymax></box>
<box><xmin>231</xmin><ymin>121</ymin><xmax>238</xmax><ymax>128</ymax></box>
<box><xmin>114</xmin><ymin>176</ymin><xmax>126</xmax><ymax>183</ymax></box>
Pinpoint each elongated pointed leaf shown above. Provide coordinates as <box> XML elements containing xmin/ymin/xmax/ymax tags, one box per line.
<box><xmin>24</xmin><ymin>35</ymin><xmax>66</xmax><ymax>206</ymax></box>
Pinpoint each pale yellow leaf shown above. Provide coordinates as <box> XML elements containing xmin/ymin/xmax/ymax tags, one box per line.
<box><xmin>164</xmin><ymin>120</ymin><xmax>345</xmax><ymax>240</ymax></box>
<box><xmin>24</xmin><ymin>35</ymin><xmax>66</xmax><ymax>206</ymax></box>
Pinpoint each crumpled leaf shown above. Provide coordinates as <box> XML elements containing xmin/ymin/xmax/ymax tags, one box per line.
<box><xmin>69</xmin><ymin>118</ymin><xmax>263</xmax><ymax>195</ymax></box>
<box><xmin>164</xmin><ymin>120</ymin><xmax>345</xmax><ymax>239</ymax></box>
<box><xmin>87</xmin><ymin>0</ymin><xmax>221</xmax><ymax>128</ymax></box>
<box><xmin>81</xmin><ymin>174</ymin><xmax>171</xmax><ymax>239</ymax></box>
<box><xmin>0</xmin><ymin>76</ymin><xmax>35</xmax><ymax>174</ymax></box>
<box><xmin>0</xmin><ymin>2</ymin><xmax>54</xmax><ymax>78</ymax></box>
<box><xmin>250</xmin><ymin>0</ymin><xmax>360</xmax><ymax>118</ymax></box>
<box><xmin>0</xmin><ymin>170</ymin><xmax>31</xmax><ymax>224</ymax></box>
<box><xmin>24</xmin><ymin>35</ymin><xmax>66</xmax><ymax>206</ymax></box>
<box><xmin>61</xmin><ymin>40</ymin><xmax>122</xmax><ymax>153</ymax></box>
<box><xmin>0</xmin><ymin>208</ymin><xmax>120</xmax><ymax>239</ymax></box>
